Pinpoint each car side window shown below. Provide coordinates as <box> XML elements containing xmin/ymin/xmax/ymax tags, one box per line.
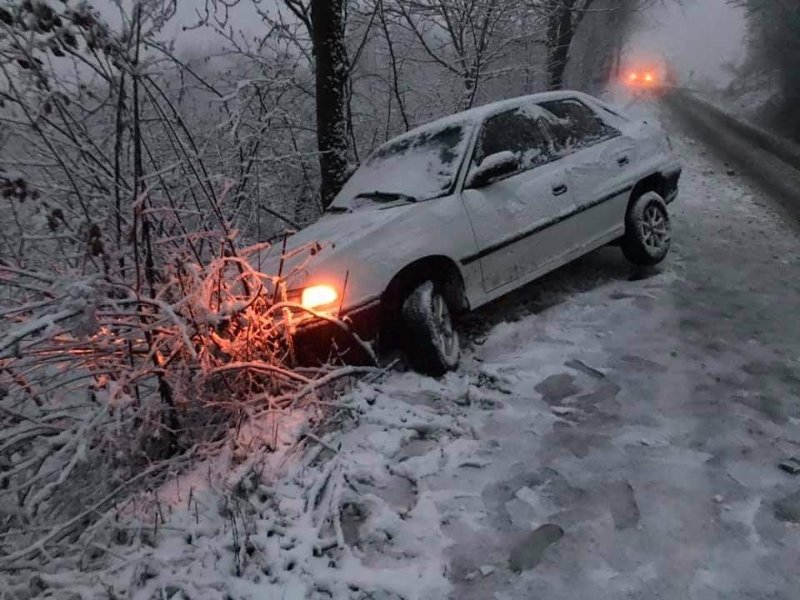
<box><xmin>538</xmin><ymin>99</ymin><xmax>619</xmax><ymax>155</ymax></box>
<box><xmin>473</xmin><ymin>108</ymin><xmax>554</xmax><ymax>173</ymax></box>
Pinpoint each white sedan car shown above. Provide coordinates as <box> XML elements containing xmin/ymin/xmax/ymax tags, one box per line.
<box><xmin>267</xmin><ymin>91</ymin><xmax>682</xmax><ymax>375</ymax></box>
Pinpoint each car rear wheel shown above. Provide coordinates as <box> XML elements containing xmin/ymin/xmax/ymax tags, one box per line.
<box><xmin>401</xmin><ymin>281</ymin><xmax>460</xmax><ymax>376</ymax></box>
<box><xmin>622</xmin><ymin>191</ymin><xmax>671</xmax><ymax>266</ymax></box>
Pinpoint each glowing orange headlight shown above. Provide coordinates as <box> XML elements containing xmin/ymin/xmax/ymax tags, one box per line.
<box><xmin>644</xmin><ymin>72</ymin><xmax>654</xmax><ymax>83</ymax></box>
<box><xmin>301</xmin><ymin>285</ymin><xmax>338</xmax><ymax>310</ymax></box>
<box><xmin>628</xmin><ymin>72</ymin><xmax>638</xmax><ymax>82</ymax></box>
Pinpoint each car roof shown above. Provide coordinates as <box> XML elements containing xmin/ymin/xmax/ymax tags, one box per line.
<box><xmin>390</xmin><ymin>90</ymin><xmax>595</xmax><ymax>142</ymax></box>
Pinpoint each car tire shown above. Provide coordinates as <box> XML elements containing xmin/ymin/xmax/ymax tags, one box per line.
<box><xmin>622</xmin><ymin>191</ymin><xmax>672</xmax><ymax>266</ymax></box>
<box><xmin>401</xmin><ymin>281</ymin><xmax>460</xmax><ymax>376</ymax></box>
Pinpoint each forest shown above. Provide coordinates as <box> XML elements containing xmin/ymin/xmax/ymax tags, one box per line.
<box><xmin>729</xmin><ymin>0</ymin><xmax>800</xmax><ymax>140</ymax></box>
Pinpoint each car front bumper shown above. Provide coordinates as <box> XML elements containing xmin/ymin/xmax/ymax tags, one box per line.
<box><xmin>292</xmin><ymin>297</ymin><xmax>382</xmax><ymax>364</ymax></box>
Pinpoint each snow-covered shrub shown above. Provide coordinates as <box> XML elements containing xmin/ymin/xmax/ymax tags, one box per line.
<box><xmin>0</xmin><ymin>1</ymin><xmax>373</xmax><ymax>573</ymax></box>
<box><xmin>0</xmin><ymin>218</ymin><xmax>381</xmax><ymax>567</ymax></box>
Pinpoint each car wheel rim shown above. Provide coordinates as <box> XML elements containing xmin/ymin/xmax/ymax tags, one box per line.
<box><xmin>432</xmin><ymin>293</ymin><xmax>456</xmax><ymax>357</ymax></box>
<box><xmin>641</xmin><ymin>205</ymin><xmax>670</xmax><ymax>251</ymax></box>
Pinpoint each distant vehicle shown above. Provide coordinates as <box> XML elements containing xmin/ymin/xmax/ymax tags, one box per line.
<box><xmin>264</xmin><ymin>91</ymin><xmax>682</xmax><ymax>375</ymax></box>
<box><xmin>621</xmin><ymin>58</ymin><xmax>677</xmax><ymax>93</ymax></box>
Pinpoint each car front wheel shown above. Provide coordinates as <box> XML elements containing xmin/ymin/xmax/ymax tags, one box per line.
<box><xmin>622</xmin><ymin>191</ymin><xmax>672</xmax><ymax>266</ymax></box>
<box><xmin>401</xmin><ymin>281</ymin><xmax>460</xmax><ymax>376</ymax></box>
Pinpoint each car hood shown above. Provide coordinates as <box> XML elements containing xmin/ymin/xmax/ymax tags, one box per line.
<box><xmin>258</xmin><ymin>203</ymin><xmax>414</xmax><ymax>282</ymax></box>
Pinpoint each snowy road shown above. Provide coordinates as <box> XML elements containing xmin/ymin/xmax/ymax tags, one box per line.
<box><xmin>331</xmin><ymin>100</ymin><xmax>800</xmax><ymax>599</ymax></box>
<box><xmin>100</xmin><ymin>99</ymin><xmax>800</xmax><ymax>600</ymax></box>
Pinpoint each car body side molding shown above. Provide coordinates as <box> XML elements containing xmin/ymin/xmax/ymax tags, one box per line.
<box><xmin>459</xmin><ymin>183</ymin><xmax>635</xmax><ymax>266</ymax></box>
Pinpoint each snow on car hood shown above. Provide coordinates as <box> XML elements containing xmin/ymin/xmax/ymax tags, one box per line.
<box><xmin>258</xmin><ymin>203</ymin><xmax>414</xmax><ymax>284</ymax></box>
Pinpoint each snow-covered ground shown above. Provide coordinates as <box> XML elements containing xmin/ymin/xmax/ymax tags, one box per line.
<box><xmin>19</xmin><ymin>98</ymin><xmax>800</xmax><ymax>599</ymax></box>
<box><xmin>709</xmin><ymin>85</ymin><xmax>775</xmax><ymax>122</ymax></box>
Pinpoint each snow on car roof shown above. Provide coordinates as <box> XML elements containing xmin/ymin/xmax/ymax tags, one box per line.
<box><xmin>389</xmin><ymin>90</ymin><xmax>595</xmax><ymax>142</ymax></box>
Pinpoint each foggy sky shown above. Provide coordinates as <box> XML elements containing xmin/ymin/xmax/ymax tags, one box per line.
<box><xmin>93</xmin><ymin>0</ymin><xmax>747</xmax><ymax>88</ymax></box>
<box><xmin>628</xmin><ymin>0</ymin><xmax>747</xmax><ymax>86</ymax></box>
<box><xmin>94</xmin><ymin>0</ymin><xmax>268</xmax><ymax>51</ymax></box>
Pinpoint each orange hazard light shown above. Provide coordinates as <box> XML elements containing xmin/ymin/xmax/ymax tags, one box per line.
<box><xmin>301</xmin><ymin>285</ymin><xmax>338</xmax><ymax>309</ymax></box>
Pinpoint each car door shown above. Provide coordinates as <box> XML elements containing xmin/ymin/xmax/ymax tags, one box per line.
<box><xmin>538</xmin><ymin>98</ymin><xmax>636</xmax><ymax>249</ymax></box>
<box><xmin>460</xmin><ymin>102</ymin><xmax>578</xmax><ymax>293</ymax></box>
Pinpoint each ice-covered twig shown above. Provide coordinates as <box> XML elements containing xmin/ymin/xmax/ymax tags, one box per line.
<box><xmin>0</xmin><ymin>309</ymin><xmax>81</xmax><ymax>359</ymax></box>
<box><xmin>0</xmin><ymin>455</ymin><xmax>191</xmax><ymax>568</ymax></box>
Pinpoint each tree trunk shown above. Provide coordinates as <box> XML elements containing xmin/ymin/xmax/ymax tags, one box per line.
<box><xmin>546</xmin><ymin>0</ymin><xmax>576</xmax><ymax>91</ymax></box>
<box><xmin>311</xmin><ymin>0</ymin><xmax>350</xmax><ymax>208</ymax></box>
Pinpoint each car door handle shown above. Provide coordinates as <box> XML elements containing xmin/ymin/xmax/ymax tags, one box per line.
<box><xmin>552</xmin><ymin>184</ymin><xmax>569</xmax><ymax>196</ymax></box>
<box><xmin>617</xmin><ymin>156</ymin><xmax>630</xmax><ymax>166</ymax></box>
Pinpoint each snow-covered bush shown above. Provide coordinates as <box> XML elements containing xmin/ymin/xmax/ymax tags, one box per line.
<box><xmin>0</xmin><ymin>232</ymin><xmax>377</xmax><ymax>564</ymax></box>
<box><xmin>0</xmin><ymin>1</ymin><xmax>373</xmax><ymax>573</ymax></box>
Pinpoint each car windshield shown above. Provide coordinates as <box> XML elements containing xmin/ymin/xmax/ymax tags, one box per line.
<box><xmin>330</xmin><ymin>120</ymin><xmax>471</xmax><ymax>210</ymax></box>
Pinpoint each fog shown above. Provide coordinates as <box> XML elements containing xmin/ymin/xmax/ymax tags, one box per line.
<box><xmin>89</xmin><ymin>0</ymin><xmax>749</xmax><ymax>89</ymax></box>
<box><xmin>93</xmin><ymin>0</ymin><xmax>267</xmax><ymax>51</ymax></box>
<box><xmin>627</xmin><ymin>0</ymin><xmax>747</xmax><ymax>87</ymax></box>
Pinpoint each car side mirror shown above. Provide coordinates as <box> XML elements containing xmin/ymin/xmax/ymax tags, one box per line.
<box><xmin>466</xmin><ymin>151</ymin><xmax>519</xmax><ymax>189</ymax></box>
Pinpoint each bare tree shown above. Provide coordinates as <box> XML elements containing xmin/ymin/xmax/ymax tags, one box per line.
<box><xmin>538</xmin><ymin>0</ymin><xmax>667</xmax><ymax>91</ymax></box>
<box><xmin>271</xmin><ymin>0</ymin><xmax>354</xmax><ymax>207</ymax></box>
<box><xmin>386</xmin><ymin>0</ymin><xmax>539</xmax><ymax>109</ymax></box>
<box><xmin>729</xmin><ymin>0</ymin><xmax>800</xmax><ymax>138</ymax></box>
<box><xmin>308</xmin><ymin>0</ymin><xmax>352</xmax><ymax>206</ymax></box>
<box><xmin>540</xmin><ymin>0</ymin><xmax>601</xmax><ymax>90</ymax></box>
